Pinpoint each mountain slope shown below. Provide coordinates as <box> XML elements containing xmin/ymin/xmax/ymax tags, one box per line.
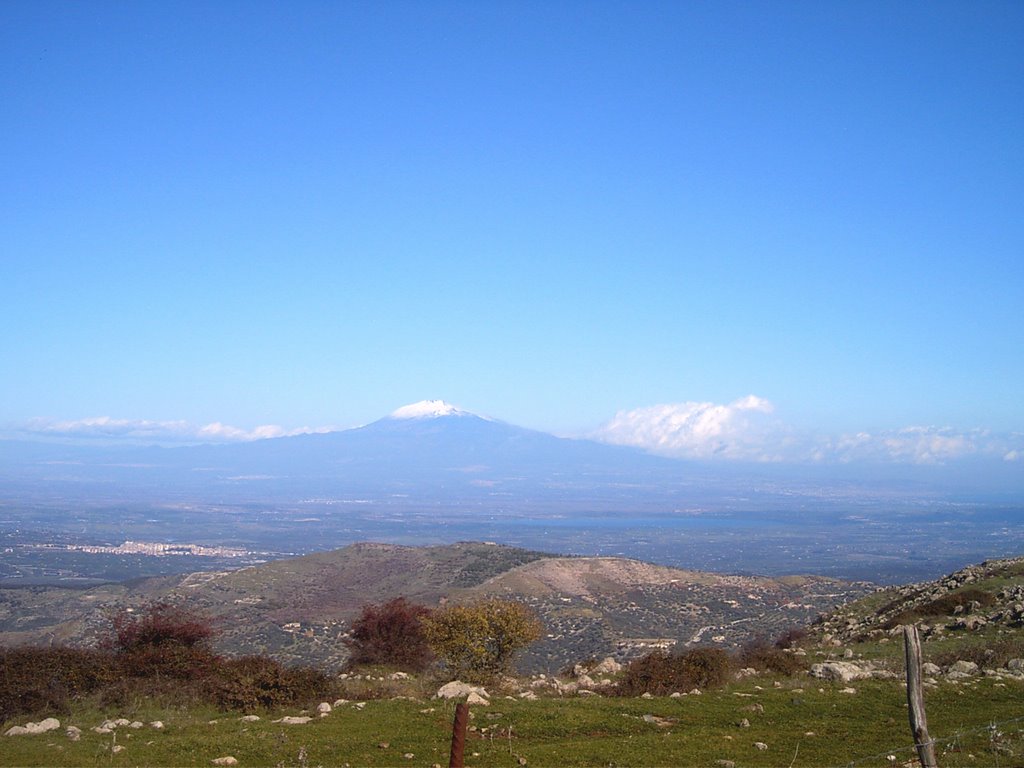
<box><xmin>0</xmin><ymin>541</ymin><xmax>871</xmax><ymax>673</ymax></box>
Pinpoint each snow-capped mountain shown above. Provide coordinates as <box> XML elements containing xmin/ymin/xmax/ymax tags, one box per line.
<box><xmin>388</xmin><ymin>399</ymin><xmax>478</xmax><ymax>420</ymax></box>
<box><xmin>0</xmin><ymin>401</ymin><xmax>685</xmax><ymax>502</ymax></box>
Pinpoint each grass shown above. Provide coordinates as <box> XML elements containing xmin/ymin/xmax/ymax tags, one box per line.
<box><xmin>3</xmin><ymin>675</ymin><xmax>1022</xmax><ymax>767</ymax></box>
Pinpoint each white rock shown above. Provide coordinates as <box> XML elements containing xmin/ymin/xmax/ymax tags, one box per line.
<box><xmin>435</xmin><ymin>681</ymin><xmax>489</xmax><ymax>700</ymax></box>
<box><xmin>5</xmin><ymin>718</ymin><xmax>60</xmax><ymax>736</ymax></box>
<box><xmin>949</xmin><ymin>660</ymin><xmax>979</xmax><ymax>676</ymax></box>
<box><xmin>592</xmin><ymin>657</ymin><xmax>623</xmax><ymax>675</ymax></box>
<box><xmin>317</xmin><ymin>702</ymin><xmax>332</xmax><ymax>714</ymax></box>
<box><xmin>112</xmin><ymin>745</ymin><xmax>125</xmax><ymax>754</ymax></box>
<box><xmin>754</xmin><ymin>742</ymin><xmax>769</xmax><ymax>751</ymax></box>
<box><xmin>272</xmin><ymin>716</ymin><xmax>313</xmax><ymax>725</ymax></box>
<box><xmin>466</xmin><ymin>692</ymin><xmax>490</xmax><ymax>706</ymax></box>
<box><xmin>809</xmin><ymin>662</ymin><xmax>873</xmax><ymax>682</ymax></box>
<box><xmin>518</xmin><ymin>691</ymin><xmax>538</xmax><ymax>700</ymax></box>
<box><xmin>66</xmin><ymin>725</ymin><xmax>82</xmax><ymax>741</ymax></box>
<box><xmin>129</xmin><ymin>721</ymin><xmax>144</xmax><ymax>729</ymax></box>
<box><xmin>150</xmin><ymin>721</ymin><xmax>165</xmax><ymax>729</ymax></box>
<box><xmin>239</xmin><ymin>715</ymin><xmax>260</xmax><ymax>722</ymax></box>
<box><xmin>92</xmin><ymin>726</ymin><xmax>113</xmax><ymax>734</ymax></box>
<box><xmin>211</xmin><ymin>758</ymin><xmax>239</xmax><ymax>766</ymax></box>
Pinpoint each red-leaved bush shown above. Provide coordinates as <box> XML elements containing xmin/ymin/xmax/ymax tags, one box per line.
<box><xmin>345</xmin><ymin>597</ymin><xmax>435</xmax><ymax>671</ymax></box>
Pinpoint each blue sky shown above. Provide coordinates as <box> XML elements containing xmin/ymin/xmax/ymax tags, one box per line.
<box><xmin>2</xmin><ymin>1</ymin><xmax>1022</xmax><ymax>465</ymax></box>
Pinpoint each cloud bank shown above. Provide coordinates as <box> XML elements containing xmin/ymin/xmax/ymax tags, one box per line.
<box><xmin>595</xmin><ymin>397</ymin><xmax>1023</xmax><ymax>465</ymax></box>
<box><xmin>20</xmin><ymin>416</ymin><xmax>332</xmax><ymax>443</ymax></box>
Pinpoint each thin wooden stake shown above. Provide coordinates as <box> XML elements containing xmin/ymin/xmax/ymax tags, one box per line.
<box><xmin>903</xmin><ymin>624</ymin><xmax>938</xmax><ymax>768</ymax></box>
<box><xmin>448</xmin><ymin>701</ymin><xmax>469</xmax><ymax>768</ymax></box>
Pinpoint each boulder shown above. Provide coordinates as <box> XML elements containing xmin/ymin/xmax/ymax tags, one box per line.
<box><xmin>949</xmin><ymin>660</ymin><xmax>979</xmax><ymax>676</ymax></box>
<box><xmin>592</xmin><ymin>657</ymin><xmax>623</xmax><ymax>675</ymax></box>
<box><xmin>809</xmin><ymin>662</ymin><xmax>873</xmax><ymax>682</ymax></box>
<box><xmin>436</xmin><ymin>681</ymin><xmax>489</xmax><ymax>700</ymax></box>
<box><xmin>5</xmin><ymin>718</ymin><xmax>61</xmax><ymax>736</ymax></box>
<box><xmin>466</xmin><ymin>692</ymin><xmax>490</xmax><ymax>706</ymax></box>
<box><xmin>66</xmin><ymin>726</ymin><xmax>82</xmax><ymax>741</ymax></box>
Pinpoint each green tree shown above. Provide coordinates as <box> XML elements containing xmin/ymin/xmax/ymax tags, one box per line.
<box><xmin>422</xmin><ymin>598</ymin><xmax>542</xmax><ymax>680</ymax></box>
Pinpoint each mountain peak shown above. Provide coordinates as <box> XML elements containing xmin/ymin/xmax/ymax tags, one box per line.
<box><xmin>389</xmin><ymin>400</ymin><xmax>472</xmax><ymax>420</ymax></box>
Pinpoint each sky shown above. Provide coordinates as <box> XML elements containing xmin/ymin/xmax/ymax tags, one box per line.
<box><xmin>2</xmin><ymin>1</ymin><xmax>1022</xmax><ymax>466</ymax></box>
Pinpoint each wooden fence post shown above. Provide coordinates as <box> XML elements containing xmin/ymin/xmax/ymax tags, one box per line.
<box><xmin>448</xmin><ymin>701</ymin><xmax>469</xmax><ymax>768</ymax></box>
<box><xmin>903</xmin><ymin>624</ymin><xmax>938</xmax><ymax>768</ymax></box>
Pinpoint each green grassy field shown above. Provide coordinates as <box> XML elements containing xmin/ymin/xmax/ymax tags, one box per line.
<box><xmin>3</xmin><ymin>675</ymin><xmax>1021</xmax><ymax>767</ymax></box>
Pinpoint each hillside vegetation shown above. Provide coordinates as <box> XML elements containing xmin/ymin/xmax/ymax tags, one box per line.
<box><xmin>0</xmin><ymin>542</ymin><xmax>871</xmax><ymax>673</ymax></box>
<box><xmin>2</xmin><ymin>555</ymin><xmax>1024</xmax><ymax>766</ymax></box>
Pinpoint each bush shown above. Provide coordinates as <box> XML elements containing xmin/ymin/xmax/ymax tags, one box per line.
<box><xmin>0</xmin><ymin>646</ymin><xmax>119</xmax><ymax>722</ymax></box>
<box><xmin>422</xmin><ymin>598</ymin><xmax>542</xmax><ymax>680</ymax></box>
<box><xmin>345</xmin><ymin>598</ymin><xmax>434</xmax><ymax>672</ymax></box>
<box><xmin>773</xmin><ymin>626</ymin><xmax>808</xmax><ymax>649</ymax></box>
<box><xmin>615</xmin><ymin>647</ymin><xmax>733</xmax><ymax>697</ymax></box>
<box><xmin>737</xmin><ymin>639</ymin><xmax>806</xmax><ymax>676</ymax></box>
<box><xmin>106</xmin><ymin>601</ymin><xmax>217</xmax><ymax>653</ymax></box>
<box><xmin>210</xmin><ymin>656</ymin><xmax>337</xmax><ymax>711</ymax></box>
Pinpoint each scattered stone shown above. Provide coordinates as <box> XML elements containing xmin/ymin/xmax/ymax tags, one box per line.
<box><xmin>390</xmin><ymin>671</ymin><xmax>411</xmax><ymax>680</ymax></box>
<box><xmin>403</xmin><ymin>753</ymin><xmax>414</xmax><ymax>759</ymax></box>
<box><xmin>839</xmin><ymin>687</ymin><xmax>857</xmax><ymax>694</ymax></box>
<box><xmin>466</xmin><ymin>691</ymin><xmax>490</xmax><ymax>706</ymax></box>
<box><xmin>737</xmin><ymin>718</ymin><xmax>750</xmax><ymax>728</ymax></box>
<box><xmin>239</xmin><ymin>715</ymin><xmax>260</xmax><ymax>722</ymax></box>
<box><xmin>273</xmin><ymin>716</ymin><xmax>313</xmax><ymax>725</ymax></box>
<box><xmin>211</xmin><ymin>758</ymin><xmax>238</xmax><ymax>766</ymax></box>
<box><xmin>809</xmin><ymin>661</ymin><xmax>873</xmax><ymax>682</ymax></box>
<box><xmin>641</xmin><ymin>692</ymin><xmax>653</xmax><ymax>699</ymax></box>
<box><xmin>317</xmin><ymin>702</ymin><xmax>332</xmax><ymax>714</ymax></box>
<box><xmin>922</xmin><ymin>662</ymin><xmax>941</xmax><ymax>676</ymax></box>
<box><xmin>436</xmin><ymin>681</ymin><xmax>489</xmax><ymax>700</ymax></box>
<box><xmin>92</xmin><ymin>726</ymin><xmax>113</xmax><ymax>734</ymax></box>
<box><xmin>150</xmin><ymin>721</ymin><xmax>165</xmax><ymax>729</ymax></box>
<box><xmin>333</xmin><ymin>699</ymin><xmax>350</xmax><ymax>707</ymax></box>
<box><xmin>352</xmin><ymin>702</ymin><xmax>366</xmax><ymax>710</ymax></box>
<box><xmin>714</xmin><ymin>761</ymin><xmax>736</xmax><ymax>768</ymax></box>
<box><xmin>129</xmin><ymin>720</ymin><xmax>144</xmax><ymax>729</ymax></box>
<box><xmin>592</xmin><ymin>657</ymin><xmax>623</xmax><ymax>675</ymax></box>
<box><xmin>378</xmin><ymin>742</ymin><xmax>390</xmax><ymax>749</ymax></box>
<box><xmin>66</xmin><ymin>725</ymin><xmax>82</xmax><ymax>741</ymax></box>
<box><xmin>949</xmin><ymin>660</ymin><xmax>980</xmax><ymax>676</ymax></box>
<box><xmin>112</xmin><ymin>745</ymin><xmax>125</xmax><ymax>754</ymax></box>
<box><xmin>5</xmin><ymin>718</ymin><xmax>61</xmax><ymax>736</ymax></box>
<box><xmin>843</xmin><ymin>648</ymin><xmax>854</xmax><ymax>659</ymax></box>
<box><xmin>754</xmin><ymin>742</ymin><xmax>769</xmax><ymax>751</ymax></box>
<box><xmin>518</xmin><ymin>757</ymin><xmax>528</xmax><ymax>766</ymax></box>
<box><xmin>741</xmin><ymin>703</ymin><xmax>765</xmax><ymax>713</ymax></box>
<box><xmin>518</xmin><ymin>691</ymin><xmax>538</xmax><ymax>700</ymax></box>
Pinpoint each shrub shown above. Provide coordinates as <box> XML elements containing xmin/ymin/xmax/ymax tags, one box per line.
<box><xmin>615</xmin><ymin>647</ymin><xmax>733</xmax><ymax>697</ymax></box>
<box><xmin>422</xmin><ymin>598</ymin><xmax>542</xmax><ymax>680</ymax></box>
<box><xmin>345</xmin><ymin>598</ymin><xmax>435</xmax><ymax>672</ymax></box>
<box><xmin>106</xmin><ymin>601</ymin><xmax>217</xmax><ymax>653</ymax></box>
<box><xmin>773</xmin><ymin>626</ymin><xmax>808</xmax><ymax>649</ymax></box>
<box><xmin>100</xmin><ymin>602</ymin><xmax>220</xmax><ymax>680</ymax></box>
<box><xmin>0</xmin><ymin>646</ymin><xmax>119</xmax><ymax>722</ymax></box>
<box><xmin>737</xmin><ymin>639</ymin><xmax>806</xmax><ymax>676</ymax></box>
<box><xmin>210</xmin><ymin>656</ymin><xmax>337</xmax><ymax>711</ymax></box>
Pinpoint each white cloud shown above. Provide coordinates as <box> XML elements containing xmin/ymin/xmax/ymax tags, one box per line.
<box><xmin>593</xmin><ymin>396</ymin><xmax>784</xmax><ymax>461</ymax></box>
<box><xmin>594</xmin><ymin>398</ymin><xmax>1024</xmax><ymax>466</ymax></box>
<box><xmin>20</xmin><ymin>417</ymin><xmax>332</xmax><ymax>443</ymax></box>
